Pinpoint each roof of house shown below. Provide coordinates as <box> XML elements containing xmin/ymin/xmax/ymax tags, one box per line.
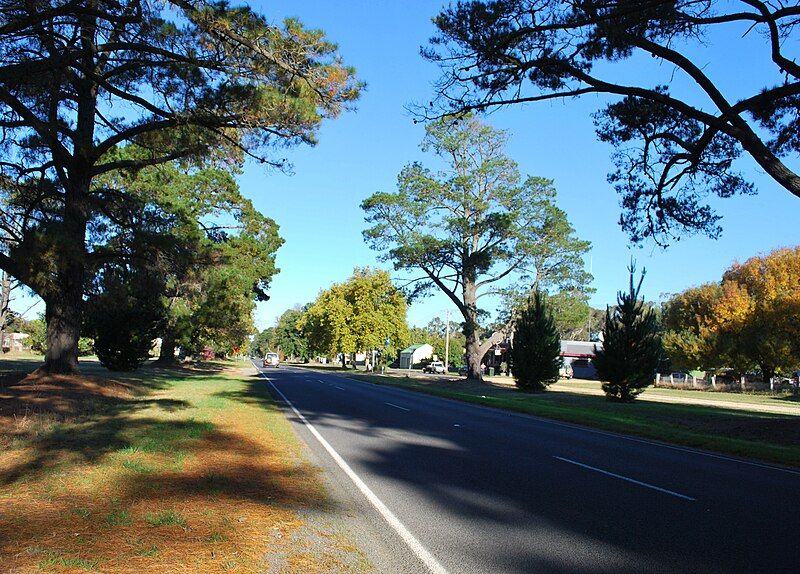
<box><xmin>560</xmin><ymin>340</ymin><xmax>602</xmax><ymax>357</ymax></box>
<box><xmin>400</xmin><ymin>343</ymin><xmax>432</xmax><ymax>354</ymax></box>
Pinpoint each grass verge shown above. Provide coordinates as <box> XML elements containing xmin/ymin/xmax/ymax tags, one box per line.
<box><xmin>0</xmin><ymin>358</ymin><xmax>368</xmax><ymax>573</ymax></box>
<box><xmin>341</xmin><ymin>371</ymin><xmax>800</xmax><ymax>467</ymax></box>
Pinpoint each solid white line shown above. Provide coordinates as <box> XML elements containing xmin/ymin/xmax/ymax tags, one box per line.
<box><xmin>385</xmin><ymin>402</ymin><xmax>410</xmax><ymax>412</ymax></box>
<box><xmin>255</xmin><ymin>367</ymin><xmax>449</xmax><ymax>574</ymax></box>
<box><xmin>554</xmin><ymin>456</ymin><xmax>696</xmax><ymax>501</ymax></box>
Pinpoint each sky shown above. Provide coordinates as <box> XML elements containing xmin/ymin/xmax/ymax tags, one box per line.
<box><xmin>9</xmin><ymin>1</ymin><xmax>800</xmax><ymax>332</ymax></box>
<box><xmin>237</xmin><ymin>0</ymin><xmax>800</xmax><ymax>331</ymax></box>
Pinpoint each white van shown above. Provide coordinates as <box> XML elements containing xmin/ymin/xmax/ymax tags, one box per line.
<box><xmin>262</xmin><ymin>352</ymin><xmax>279</xmax><ymax>368</ymax></box>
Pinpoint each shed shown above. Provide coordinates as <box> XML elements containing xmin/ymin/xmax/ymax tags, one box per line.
<box><xmin>398</xmin><ymin>343</ymin><xmax>434</xmax><ymax>369</ymax></box>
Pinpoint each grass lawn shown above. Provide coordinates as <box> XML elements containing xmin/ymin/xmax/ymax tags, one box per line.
<box><xmin>554</xmin><ymin>378</ymin><xmax>800</xmax><ymax>407</ymax></box>
<box><xmin>332</xmin><ymin>371</ymin><xmax>800</xmax><ymax>468</ymax></box>
<box><xmin>0</xmin><ymin>357</ymin><xmax>367</xmax><ymax>574</ymax></box>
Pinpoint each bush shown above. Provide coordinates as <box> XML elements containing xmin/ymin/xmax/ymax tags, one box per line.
<box><xmin>511</xmin><ymin>291</ymin><xmax>562</xmax><ymax>392</ymax></box>
<box><xmin>85</xmin><ymin>269</ymin><xmax>165</xmax><ymax>371</ymax></box>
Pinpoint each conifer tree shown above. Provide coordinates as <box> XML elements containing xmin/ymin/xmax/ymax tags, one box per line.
<box><xmin>594</xmin><ymin>263</ymin><xmax>662</xmax><ymax>401</ymax></box>
<box><xmin>511</xmin><ymin>291</ymin><xmax>562</xmax><ymax>392</ymax></box>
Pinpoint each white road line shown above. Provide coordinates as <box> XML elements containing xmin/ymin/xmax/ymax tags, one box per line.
<box><xmin>385</xmin><ymin>402</ymin><xmax>410</xmax><ymax>412</ymax></box>
<box><xmin>554</xmin><ymin>456</ymin><xmax>696</xmax><ymax>501</ymax></box>
<box><xmin>335</xmin><ymin>385</ymin><xmax>345</xmax><ymax>390</ymax></box>
<box><xmin>256</xmin><ymin>367</ymin><xmax>449</xmax><ymax>574</ymax></box>
<box><xmin>291</xmin><ymin>367</ymin><xmax>800</xmax><ymax>477</ymax></box>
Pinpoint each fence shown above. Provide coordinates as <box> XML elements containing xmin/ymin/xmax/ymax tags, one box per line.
<box><xmin>654</xmin><ymin>372</ymin><xmax>799</xmax><ymax>393</ymax></box>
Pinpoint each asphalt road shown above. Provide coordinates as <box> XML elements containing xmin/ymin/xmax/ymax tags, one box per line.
<box><xmin>253</xmin><ymin>363</ymin><xmax>800</xmax><ymax>574</ymax></box>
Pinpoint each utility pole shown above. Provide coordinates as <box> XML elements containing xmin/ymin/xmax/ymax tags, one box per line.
<box><xmin>444</xmin><ymin>309</ymin><xmax>450</xmax><ymax>374</ymax></box>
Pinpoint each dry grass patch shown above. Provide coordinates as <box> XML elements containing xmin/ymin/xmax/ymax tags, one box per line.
<box><xmin>0</xmin><ymin>362</ymin><xmax>367</xmax><ymax>573</ymax></box>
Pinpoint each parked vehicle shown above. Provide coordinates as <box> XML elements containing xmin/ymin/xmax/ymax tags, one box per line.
<box><xmin>262</xmin><ymin>352</ymin><xmax>279</xmax><ymax>368</ymax></box>
<box><xmin>559</xmin><ymin>363</ymin><xmax>573</xmax><ymax>379</ymax></box>
<box><xmin>423</xmin><ymin>361</ymin><xmax>446</xmax><ymax>374</ymax></box>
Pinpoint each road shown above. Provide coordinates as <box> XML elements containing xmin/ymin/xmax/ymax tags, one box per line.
<box><xmin>254</xmin><ymin>363</ymin><xmax>800</xmax><ymax>574</ymax></box>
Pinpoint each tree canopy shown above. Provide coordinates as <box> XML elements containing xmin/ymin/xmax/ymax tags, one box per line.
<box><xmin>663</xmin><ymin>246</ymin><xmax>800</xmax><ymax>379</ymax></box>
<box><xmin>298</xmin><ymin>268</ymin><xmax>409</xmax><ymax>363</ymax></box>
<box><xmin>424</xmin><ymin>1</ymin><xmax>800</xmax><ymax>244</ymax></box>
<box><xmin>0</xmin><ymin>0</ymin><xmax>360</xmax><ymax>372</ymax></box>
<box><xmin>362</xmin><ymin>114</ymin><xmax>590</xmax><ymax>380</ymax></box>
<box><xmin>273</xmin><ymin>307</ymin><xmax>310</xmax><ymax>360</ymax></box>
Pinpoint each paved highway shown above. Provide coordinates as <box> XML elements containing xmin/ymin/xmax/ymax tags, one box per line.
<box><xmin>254</xmin><ymin>364</ymin><xmax>799</xmax><ymax>574</ymax></box>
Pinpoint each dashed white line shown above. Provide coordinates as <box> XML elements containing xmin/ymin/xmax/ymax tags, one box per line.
<box><xmin>385</xmin><ymin>402</ymin><xmax>410</xmax><ymax>412</ymax></box>
<box><xmin>256</xmin><ymin>366</ymin><xmax>449</xmax><ymax>574</ymax></box>
<box><xmin>554</xmin><ymin>456</ymin><xmax>696</xmax><ymax>501</ymax></box>
<box><xmin>335</xmin><ymin>385</ymin><xmax>345</xmax><ymax>390</ymax></box>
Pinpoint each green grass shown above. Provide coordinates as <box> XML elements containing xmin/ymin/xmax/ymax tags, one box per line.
<box><xmin>134</xmin><ymin>546</ymin><xmax>160</xmax><ymax>557</ymax></box>
<box><xmin>555</xmin><ymin>379</ymin><xmax>800</xmax><ymax>407</ymax></box>
<box><xmin>145</xmin><ymin>510</ymin><xmax>186</xmax><ymax>527</ymax></box>
<box><xmin>37</xmin><ymin>551</ymin><xmax>98</xmax><ymax>570</ymax></box>
<box><xmin>121</xmin><ymin>459</ymin><xmax>156</xmax><ymax>473</ymax></box>
<box><xmin>348</xmin><ymin>373</ymin><xmax>800</xmax><ymax>467</ymax></box>
<box><xmin>105</xmin><ymin>509</ymin><xmax>132</xmax><ymax>527</ymax></box>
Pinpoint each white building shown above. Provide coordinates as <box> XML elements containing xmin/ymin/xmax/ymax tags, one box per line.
<box><xmin>398</xmin><ymin>344</ymin><xmax>434</xmax><ymax>369</ymax></box>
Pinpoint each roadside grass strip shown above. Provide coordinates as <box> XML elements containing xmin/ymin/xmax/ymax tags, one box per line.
<box><xmin>0</xmin><ymin>359</ymin><xmax>368</xmax><ymax>573</ymax></box>
<box><xmin>344</xmin><ymin>372</ymin><xmax>800</xmax><ymax>467</ymax></box>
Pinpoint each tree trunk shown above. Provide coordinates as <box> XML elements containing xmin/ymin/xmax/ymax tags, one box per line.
<box><xmin>43</xmin><ymin>295</ymin><xmax>82</xmax><ymax>374</ymax></box>
<box><xmin>157</xmin><ymin>333</ymin><xmax>177</xmax><ymax>363</ymax></box>
<box><xmin>760</xmin><ymin>363</ymin><xmax>775</xmax><ymax>387</ymax></box>
<box><xmin>0</xmin><ymin>271</ymin><xmax>11</xmax><ymax>352</ymax></box>
<box><xmin>462</xmin><ymin>280</ymin><xmax>483</xmax><ymax>381</ymax></box>
<box><xmin>464</xmin><ymin>327</ymin><xmax>483</xmax><ymax>380</ymax></box>
<box><xmin>40</xmin><ymin>178</ymin><xmax>90</xmax><ymax>374</ymax></box>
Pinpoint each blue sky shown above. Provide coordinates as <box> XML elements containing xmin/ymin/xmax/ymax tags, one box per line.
<box><xmin>240</xmin><ymin>1</ymin><xmax>799</xmax><ymax>330</ymax></box>
<box><xmin>9</xmin><ymin>1</ymin><xmax>798</xmax><ymax>333</ymax></box>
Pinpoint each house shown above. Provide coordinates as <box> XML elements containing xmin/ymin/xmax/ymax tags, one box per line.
<box><xmin>482</xmin><ymin>342</ymin><xmax>511</xmax><ymax>374</ymax></box>
<box><xmin>1</xmin><ymin>332</ymin><xmax>30</xmax><ymax>353</ymax></box>
<box><xmin>560</xmin><ymin>340</ymin><xmax>602</xmax><ymax>379</ymax></box>
<box><xmin>398</xmin><ymin>344</ymin><xmax>434</xmax><ymax>369</ymax></box>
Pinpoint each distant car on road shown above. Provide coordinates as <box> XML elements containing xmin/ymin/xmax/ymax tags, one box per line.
<box><xmin>423</xmin><ymin>361</ymin><xmax>446</xmax><ymax>374</ymax></box>
<box><xmin>262</xmin><ymin>352</ymin><xmax>279</xmax><ymax>368</ymax></box>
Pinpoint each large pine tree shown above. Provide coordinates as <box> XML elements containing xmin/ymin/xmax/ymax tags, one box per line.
<box><xmin>511</xmin><ymin>291</ymin><xmax>562</xmax><ymax>392</ymax></box>
<box><xmin>594</xmin><ymin>264</ymin><xmax>662</xmax><ymax>402</ymax></box>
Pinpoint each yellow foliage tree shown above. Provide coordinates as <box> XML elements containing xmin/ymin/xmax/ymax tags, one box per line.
<box><xmin>663</xmin><ymin>247</ymin><xmax>800</xmax><ymax>379</ymax></box>
<box><xmin>298</xmin><ymin>269</ymin><xmax>409</xmax><ymax>366</ymax></box>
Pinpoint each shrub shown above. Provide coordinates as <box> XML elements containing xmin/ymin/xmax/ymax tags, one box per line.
<box><xmin>593</xmin><ymin>264</ymin><xmax>662</xmax><ymax>401</ymax></box>
<box><xmin>85</xmin><ymin>268</ymin><xmax>165</xmax><ymax>371</ymax></box>
<box><xmin>511</xmin><ymin>291</ymin><xmax>562</xmax><ymax>392</ymax></box>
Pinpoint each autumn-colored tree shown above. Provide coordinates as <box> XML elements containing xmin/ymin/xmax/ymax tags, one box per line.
<box><xmin>722</xmin><ymin>247</ymin><xmax>800</xmax><ymax>380</ymax></box>
<box><xmin>662</xmin><ymin>283</ymin><xmax>725</xmax><ymax>371</ymax></box>
<box><xmin>663</xmin><ymin>246</ymin><xmax>800</xmax><ymax>379</ymax></box>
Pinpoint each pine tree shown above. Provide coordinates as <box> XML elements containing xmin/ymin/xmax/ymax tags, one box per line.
<box><xmin>594</xmin><ymin>263</ymin><xmax>662</xmax><ymax>401</ymax></box>
<box><xmin>511</xmin><ymin>291</ymin><xmax>562</xmax><ymax>392</ymax></box>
